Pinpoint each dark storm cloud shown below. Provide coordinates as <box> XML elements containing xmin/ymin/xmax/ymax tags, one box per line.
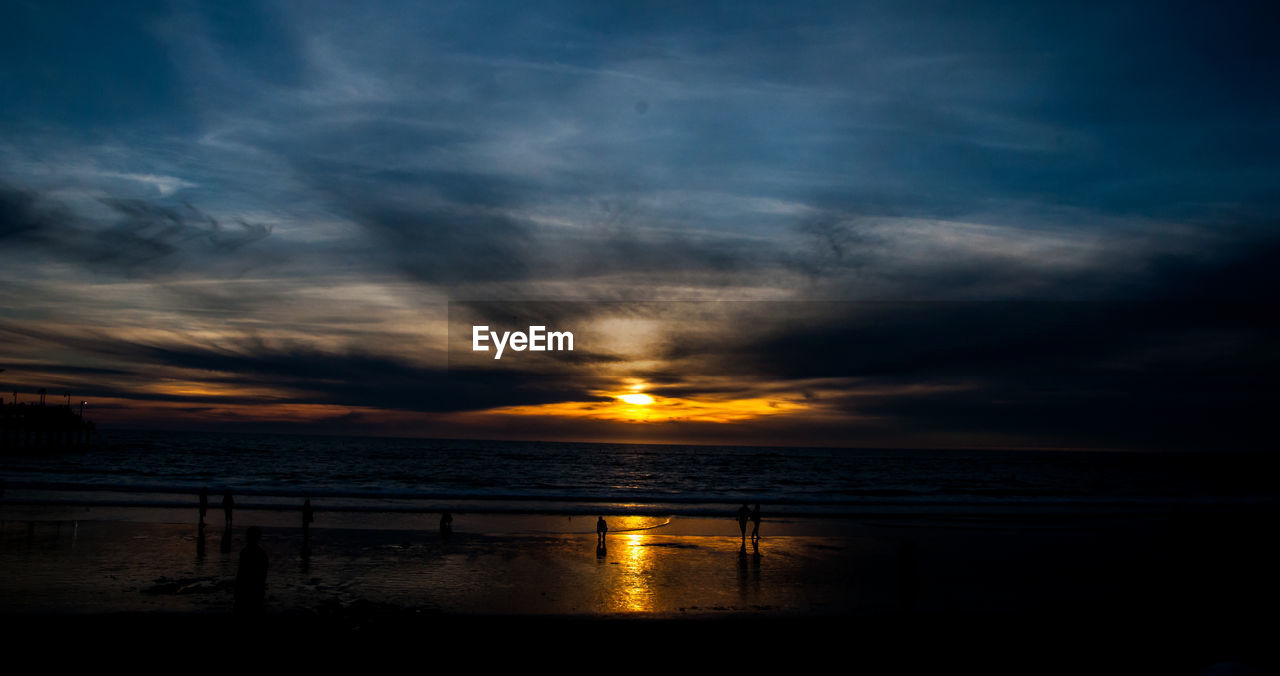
<box><xmin>0</xmin><ymin>187</ymin><xmax>71</xmax><ymax>239</ymax></box>
<box><xmin>620</xmin><ymin>230</ymin><xmax>1280</xmax><ymax>450</ymax></box>
<box><xmin>0</xmin><ymin>186</ymin><xmax>272</xmax><ymax>277</ymax></box>
<box><xmin>642</xmin><ymin>297</ymin><xmax>1278</xmax><ymax>450</ymax></box>
<box><xmin>0</xmin><ymin>318</ymin><xmax>601</xmax><ymax>413</ymax></box>
<box><xmin>2</xmin><ymin>363</ymin><xmax>135</xmax><ymax>379</ymax></box>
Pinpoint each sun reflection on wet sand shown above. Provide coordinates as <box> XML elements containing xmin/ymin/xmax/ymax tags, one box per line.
<box><xmin>0</xmin><ymin>517</ymin><xmax>904</xmax><ymax>617</ymax></box>
<box><xmin>601</xmin><ymin>516</ymin><xmax>658</xmax><ymax>612</ymax></box>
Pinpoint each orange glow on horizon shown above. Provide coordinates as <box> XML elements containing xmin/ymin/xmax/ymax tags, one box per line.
<box><xmin>486</xmin><ymin>386</ymin><xmax>810</xmax><ymax>424</ymax></box>
<box><xmin>143</xmin><ymin>380</ymin><xmax>299</xmax><ymax>400</ymax></box>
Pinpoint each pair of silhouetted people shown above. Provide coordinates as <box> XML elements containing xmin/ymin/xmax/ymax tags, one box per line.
<box><xmin>440</xmin><ymin>510</ymin><xmax>453</xmax><ymax>539</ymax></box>
<box><xmin>234</xmin><ymin>526</ymin><xmax>268</xmax><ymax>617</ymax></box>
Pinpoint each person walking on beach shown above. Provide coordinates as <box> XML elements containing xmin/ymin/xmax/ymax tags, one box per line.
<box><xmin>234</xmin><ymin>526</ymin><xmax>268</xmax><ymax>617</ymax></box>
<box><xmin>439</xmin><ymin>510</ymin><xmax>453</xmax><ymax>539</ymax></box>
<box><xmin>301</xmin><ymin>498</ymin><xmax>314</xmax><ymax>557</ymax></box>
<box><xmin>222</xmin><ymin>492</ymin><xmax>235</xmax><ymax>530</ymax></box>
<box><xmin>198</xmin><ymin>487</ymin><xmax>208</xmax><ymax>528</ymax></box>
<box><xmin>737</xmin><ymin>503</ymin><xmax>750</xmax><ymax>544</ymax></box>
<box><xmin>596</xmin><ymin>516</ymin><xmax>608</xmax><ymax>546</ymax></box>
<box><xmin>751</xmin><ymin>503</ymin><xmax>762</xmax><ymax>543</ymax></box>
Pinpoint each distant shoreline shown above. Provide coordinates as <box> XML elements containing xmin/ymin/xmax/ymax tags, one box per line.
<box><xmin>3</xmin><ymin>484</ymin><xmax>1272</xmax><ymax>522</ymax></box>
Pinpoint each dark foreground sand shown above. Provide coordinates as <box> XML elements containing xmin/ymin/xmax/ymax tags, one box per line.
<box><xmin>1</xmin><ymin>505</ymin><xmax>1276</xmax><ymax>671</ymax></box>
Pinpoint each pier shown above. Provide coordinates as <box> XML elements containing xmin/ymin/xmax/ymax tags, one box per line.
<box><xmin>1</xmin><ymin>389</ymin><xmax>96</xmax><ymax>452</ymax></box>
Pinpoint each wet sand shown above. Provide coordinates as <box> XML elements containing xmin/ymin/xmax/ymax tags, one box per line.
<box><xmin>1</xmin><ymin>505</ymin><xmax>1276</xmax><ymax>670</ymax></box>
<box><xmin>0</xmin><ymin>512</ymin><xmax>887</xmax><ymax>616</ymax></box>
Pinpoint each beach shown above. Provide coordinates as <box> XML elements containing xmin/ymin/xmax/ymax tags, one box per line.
<box><xmin>1</xmin><ymin>433</ymin><xmax>1277</xmax><ymax>669</ymax></box>
<box><xmin>2</xmin><ymin>499</ymin><xmax>1276</xmax><ymax>670</ymax></box>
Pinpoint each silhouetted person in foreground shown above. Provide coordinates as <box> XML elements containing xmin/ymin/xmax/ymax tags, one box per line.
<box><xmin>750</xmin><ymin>503</ymin><xmax>761</xmax><ymax>543</ymax></box>
<box><xmin>737</xmin><ymin>504</ymin><xmax>749</xmax><ymax>544</ymax></box>
<box><xmin>439</xmin><ymin>510</ymin><xmax>453</xmax><ymax>540</ymax></box>
<box><xmin>234</xmin><ymin>526</ymin><xmax>268</xmax><ymax>617</ymax></box>
<box><xmin>301</xmin><ymin>499</ymin><xmax>314</xmax><ymax>558</ymax></box>
<box><xmin>222</xmin><ymin>492</ymin><xmax>235</xmax><ymax>530</ymax></box>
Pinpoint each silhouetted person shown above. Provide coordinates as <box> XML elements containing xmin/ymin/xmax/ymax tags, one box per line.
<box><xmin>234</xmin><ymin>526</ymin><xmax>268</xmax><ymax>617</ymax></box>
<box><xmin>439</xmin><ymin>510</ymin><xmax>453</xmax><ymax>539</ymax></box>
<box><xmin>737</xmin><ymin>504</ymin><xmax>749</xmax><ymax>543</ymax></box>
<box><xmin>196</xmin><ymin>491</ymin><xmax>207</xmax><ymax>558</ymax></box>
<box><xmin>301</xmin><ymin>499</ymin><xmax>314</xmax><ymax>558</ymax></box>
<box><xmin>222</xmin><ymin>492</ymin><xmax>234</xmax><ymax>530</ymax></box>
<box><xmin>196</xmin><ymin>488</ymin><xmax>208</xmax><ymax>556</ymax></box>
<box><xmin>750</xmin><ymin>503</ymin><xmax>761</xmax><ymax>543</ymax></box>
<box><xmin>596</xmin><ymin>516</ymin><xmax>608</xmax><ymax>546</ymax></box>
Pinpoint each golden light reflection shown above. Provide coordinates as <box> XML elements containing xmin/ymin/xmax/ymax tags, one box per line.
<box><xmin>605</xmin><ymin>516</ymin><xmax>657</xmax><ymax>612</ymax></box>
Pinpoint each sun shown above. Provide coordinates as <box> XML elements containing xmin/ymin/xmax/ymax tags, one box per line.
<box><xmin>617</xmin><ymin>393</ymin><xmax>654</xmax><ymax>405</ymax></box>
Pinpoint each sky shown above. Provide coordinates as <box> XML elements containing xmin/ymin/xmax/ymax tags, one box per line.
<box><xmin>1</xmin><ymin>0</ymin><xmax>1277</xmax><ymax>449</ymax></box>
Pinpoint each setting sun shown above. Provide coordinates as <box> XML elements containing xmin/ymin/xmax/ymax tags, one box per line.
<box><xmin>617</xmin><ymin>394</ymin><xmax>654</xmax><ymax>405</ymax></box>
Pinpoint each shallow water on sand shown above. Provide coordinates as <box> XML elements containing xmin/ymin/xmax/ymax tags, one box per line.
<box><xmin>0</xmin><ymin>518</ymin><xmax>889</xmax><ymax>616</ymax></box>
<box><xmin>3</xmin><ymin>508</ymin><xmax>1276</xmax><ymax>620</ymax></box>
